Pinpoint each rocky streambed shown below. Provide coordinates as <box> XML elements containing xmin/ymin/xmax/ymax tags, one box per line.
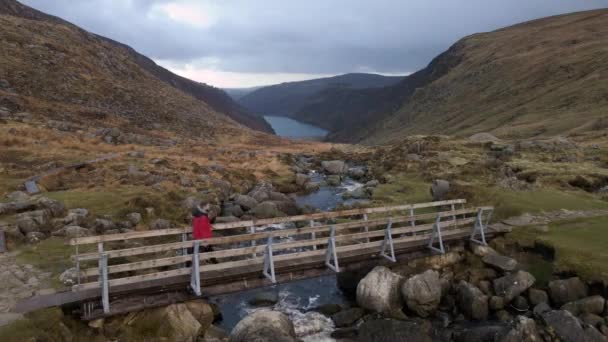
<box><xmin>224</xmin><ymin>240</ymin><xmax>608</xmax><ymax>342</ymax></box>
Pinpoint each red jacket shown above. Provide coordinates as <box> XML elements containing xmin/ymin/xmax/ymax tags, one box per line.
<box><xmin>193</xmin><ymin>215</ymin><xmax>212</xmax><ymax>240</ymax></box>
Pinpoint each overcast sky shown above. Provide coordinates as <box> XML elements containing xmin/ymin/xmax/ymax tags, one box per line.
<box><xmin>22</xmin><ymin>0</ymin><xmax>606</xmax><ymax>88</ymax></box>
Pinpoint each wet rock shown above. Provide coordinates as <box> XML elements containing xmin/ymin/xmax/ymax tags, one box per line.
<box><xmin>528</xmin><ymin>288</ymin><xmax>549</xmax><ymax>306</ymax></box>
<box><xmin>162</xmin><ymin>303</ymin><xmax>204</xmax><ymax>341</ymax></box>
<box><xmin>357</xmin><ymin>266</ymin><xmax>405</xmax><ymax>317</ymax></box>
<box><xmin>311</xmin><ymin>303</ymin><xmax>343</xmax><ymax>316</ymax></box>
<box><xmin>184</xmin><ymin>299</ymin><xmax>215</xmax><ymax>331</ymax></box>
<box><xmin>493</xmin><ymin>270</ymin><xmax>536</xmax><ymax>302</ymax></box>
<box><xmin>541</xmin><ymin>309</ymin><xmax>606</xmax><ymax>342</ymax></box>
<box><xmin>580</xmin><ymin>313</ymin><xmax>605</xmax><ymax>328</ymax></box>
<box><xmin>496</xmin><ymin>310</ymin><xmax>513</xmax><ymax>322</ymax></box>
<box><xmin>549</xmin><ymin>277</ymin><xmax>588</xmax><ymax>306</ymax></box>
<box><xmin>497</xmin><ymin>315</ymin><xmax>542</xmax><ymax>341</ymax></box>
<box><xmin>268</xmin><ymin>191</ymin><xmax>291</xmax><ymax>202</ymax></box>
<box><xmin>533</xmin><ymin>303</ymin><xmax>552</xmax><ymax>317</ymax></box>
<box><xmin>94</xmin><ymin>219</ymin><xmax>116</xmax><ymax>234</ymax></box>
<box><xmin>322</xmin><ymin>160</ymin><xmax>347</xmax><ymax>175</ymax></box>
<box><xmin>347</xmin><ymin>166</ymin><xmax>366</xmax><ymax>180</ymax></box>
<box><xmin>454</xmin><ymin>324</ymin><xmax>505</xmax><ymax>342</ymax></box>
<box><xmin>235</xmin><ymin>195</ymin><xmax>258</xmax><ymax>211</ymax></box>
<box><xmin>150</xmin><ymin>218</ymin><xmax>171</xmax><ymax>230</ymax></box>
<box><xmin>430</xmin><ymin>179</ymin><xmax>450</xmax><ymax>201</ymax></box>
<box><xmin>456</xmin><ymin>281</ymin><xmax>489</xmax><ymax>320</ymax></box>
<box><xmin>304</xmin><ymin>182</ymin><xmax>321</xmax><ymax>192</ymax></box>
<box><xmin>512</xmin><ymin>296</ymin><xmax>529</xmax><ymax>312</ymax></box>
<box><xmin>330</xmin><ymin>327</ymin><xmax>358</xmax><ymax>340</ymax></box>
<box><xmin>326</xmin><ymin>175</ymin><xmax>342</xmax><ymax>186</ymax></box>
<box><xmin>401</xmin><ymin>270</ymin><xmax>442</xmax><ymax>318</ymax></box>
<box><xmin>482</xmin><ymin>253</ymin><xmax>518</xmax><ymax>272</ymax></box>
<box><xmin>561</xmin><ymin>296</ymin><xmax>606</xmax><ymax>316</ymax></box>
<box><xmin>250</xmin><ymin>202</ymin><xmax>284</xmax><ymax>219</ymax></box>
<box><xmin>126</xmin><ymin>212</ymin><xmax>142</xmax><ymax>225</ymax></box>
<box><xmin>489</xmin><ymin>296</ymin><xmax>505</xmax><ymax>311</ymax></box>
<box><xmin>358</xmin><ymin>318</ymin><xmax>432</xmax><ymax>342</ymax></box>
<box><xmin>229</xmin><ymin>310</ymin><xmax>296</xmax><ymax>342</ymax></box>
<box><xmin>17</xmin><ymin>209</ymin><xmax>50</xmax><ymax>234</ymax></box>
<box><xmin>295</xmin><ymin>173</ymin><xmax>309</xmax><ymax>186</ymax></box>
<box><xmin>248</xmin><ymin>291</ymin><xmax>279</xmax><ymax>307</ymax></box>
<box><xmin>331</xmin><ymin>307</ymin><xmax>364</xmax><ymax>327</ymax></box>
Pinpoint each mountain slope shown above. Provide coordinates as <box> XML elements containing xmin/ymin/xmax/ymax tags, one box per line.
<box><xmin>238</xmin><ymin>73</ymin><xmax>404</xmax><ymax>116</ymax></box>
<box><xmin>356</xmin><ymin>9</ymin><xmax>608</xmax><ymax>144</ymax></box>
<box><xmin>0</xmin><ymin>0</ymin><xmax>273</xmax><ymax>134</ymax></box>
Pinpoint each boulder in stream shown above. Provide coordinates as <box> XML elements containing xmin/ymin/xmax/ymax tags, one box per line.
<box><xmin>548</xmin><ymin>277</ymin><xmax>588</xmax><ymax>306</ymax></box>
<box><xmin>401</xmin><ymin>270</ymin><xmax>442</xmax><ymax>318</ymax></box>
<box><xmin>493</xmin><ymin>270</ymin><xmax>535</xmax><ymax>302</ymax></box>
<box><xmin>357</xmin><ymin>266</ymin><xmax>405</xmax><ymax>317</ymax></box>
<box><xmin>321</xmin><ymin>160</ymin><xmax>347</xmax><ymax>175</ymax></box>
<box><xmin>229</xmin><ymin>310</ymin><xmax>296</xmax><ymax>342</ymax></box>
<box><xmin>456</xmin><ymin>280</ymin><xmax>489</xmax><ymax>320</ymax></box>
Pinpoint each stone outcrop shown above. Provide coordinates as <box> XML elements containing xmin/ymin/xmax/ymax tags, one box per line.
<box><xmin>548</xmin><ymin>277</ymin><xmax>588</xmax><ymax>306</ymax></box>
<box><xmin>482</xmin><ymin>253</ymin><xmax>518</xmax><ymax>272</ymax></box>
<box><xmin>493</xmin><ymin>270</ymin><xmax>535</xmax><ymax>302</ymax></box>
<box><xmin>456</xmin><ymin>281</ymin><xmax>489</xmax><ymax>320</ymax></box>
<box><xmin>357</xmin><ymin>266</ymin><xmax>404</xmax><ymax>317</ymax></box>
<box><xmin>321</xmin><ymin>160</ymin><xmax>347</xmax><ymax>175</ymax></box>
<box><xmin>561</xmin><ymin>295</ymin><xmax>606</xmax><ymax>316</ymax></box>
<box><xmin>229</xmin><ymin>310</ymin><xmax>296</xmax><ymax>342</ymax></box>
<box><xmin>401</xmin><ymin>270</ymin><xmax>442</xmax><ymax>317</ymax></box>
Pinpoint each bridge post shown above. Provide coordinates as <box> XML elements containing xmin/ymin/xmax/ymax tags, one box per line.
<box><xmin>0</xmin><ymin>229</ymin><xmax>6</xmax><ymax>253</ymax></box>
<box><xmin>310</xmin><ymin>219</ymin><xmax>316</xmax><ymax>250</ymax></box>
<box><xmin>380</xmin><ymin>218</ymin><xmax>396</xmax><ymax>262</ymax></box>
<box><xmin>325</xmin><ymin>225</ymin><xmax>340</xmax><ymax>272</ymax></box>
<box><xmin>190</xmin><ymin>240</ymin><xmax>201</xmax><ymax>296</ymax></box>
<box><xmin>451</xmin><ymin>203</ymin><xmax>457</xmax><ymax>225</ymax></box>
<box><xmin>263</xmin><ymin>236</ymin><xmax>276</xmax><ymax>283</ymax></box>
<box><xmin>99</xmin><ymin>253</ymin><xmax>110</xmax><ymax>314</ymax></box>
<box><xmin>363</xmin><ymin>214</ymin><xmax>370</xmax><ymax>243</ymax></box>
<box><xmin>181</xmin><ymin>233</ymin><xmax>188</xmax><ymax>258</ymax></box>
<box><xmin>250</xmin><ymin>226</ymin><xmax>257</xmax><ymax>258</ymax></box>
<box><xmin>470</xmin><ymin>208</ymin><xmax>492</xmax><ymax>246</ymax></box>
<box><xmin>409</xmin><ymin>208</ymin><xmax>416</xmax><ymax>236</ymax></box>
<box><xmin>428</xmin><ymin>215</ymin><xmax>445</xmax><ymax>254</ymax></box>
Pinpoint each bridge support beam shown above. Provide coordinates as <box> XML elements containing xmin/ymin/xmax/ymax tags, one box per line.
<box><xmin>471</xmin><ymin>208</ymin><xmax>492</xmax><ymax>246</ymax></box>
<box><xmin>428</xmin><ymin>215</ymin><xmax>445</xmax><ymax>254</ymax></box>
<box><xmin>190</xmin><ymin>241</ymin><xmax>201</xmax><ymax>296</ymax></box>
<box><xmin>99</xmin><ymin>253</ymin><xmax>110</xmax><ymax>314</ymax></box>
<box><xmin>263</xmin><ymin>236</ymin><xmax>276</xmax><ymax>283</ymax></box>
<box><xmin>380</xmin><ymin>218</ymin><xmax>396</xmax><ymax>262</ymax></box>
<box><xmin>325</xmin><ymin>226</ymin><xmax>340</xmax><ymax>272</ymax></box>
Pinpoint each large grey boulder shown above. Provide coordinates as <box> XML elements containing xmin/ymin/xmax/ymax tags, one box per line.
<box><xmin>63</xmin><ymin>208</ymin><xmax>89</xmax><ymax>226</ymax></box>
<box><xmin>496</xmin><ymin>315</ymin><xmax>542</xmax><ymax>342</ymax></box>
<box><xmin>321</xmin><ymin>160</ymin><xmax>347</xmax><ymax>175</ymax></box>
<box><xmin>126</xmin><ymin>212</ymin><xmax>142</xmax><ymax>225</ymax></box>
<box><xmin>229</xmin><ymin>310</ymin><xmax>296</xmax><ymax>342</ymax></box>
<box><xmin>250</xmin><ymin>202</ymin><xmax>284</xmax><ymax>219</ymax></box>
<box><xmin>94</xmin><ymin>219</ymin><xmax>116</xmax><ymax>234</ymax></box>
<box><xmin>561</xmin><ymin>296</ymin><xmax>606</xmax><ymax>316</ymax></box>
<box><xmin>235</xmin><ymin>195</ymin><xmax>259</xmax><ymax>211</ymax></box>
<box><xmin>548</xmin><ymin>277</ymin><xmax>588</xmax><ymax>306</ymax></box>
<box><xmin>456</xmin><ymin>281</ymin><xmax>489</xmax><ymax>320</ymax></box>
<box><xmin>401</xmin><ymin>270</ymin><xmax>442</xmax><ymax>318</ymax></box>
<box><xmin>7</xmin><ymin>191</ymin><xmax>29</xmax><ymax>202</ymax></box>
<box><xmin>54</xmin><ymin>225</ymin><xmax>91</xmax><ymax>238</ymax></box>
<box><xmin>17</xmin><ymin>209</ymin><xmax>51</xmax><ymax>234</ymax></box>
<box><xmin>541</xmin><ymin>309</ymin><xmax>606</xmax><ymax>342</ymax></box>
<box><xmin>358</xmin><ymin>319</ymin><xmax>432</xmax><ymax>342</ymax></box>
<box><xmin>248</xmin><ymin>183</ymin><xmax>274</xmax><ymax>203</ymax></box>
<box><xmin>430</xmin><ymin>179</ymin><xmax>450</xmax><ymax>201</ymax></box>
<box><xmin>482</xmin><ymin>253</ymin><xmax>518</xmax><ymax>272</ymax></box>
<box><xmin>36</xmin><ymin>197</ymin><xmax>66</xmax><ymax>217</ymax></box>
<box><xmin>347</xmin><ymin>167</ymin><xmax>366</xmax><ymax>180</ymax></box>
<box><xmin>528</xmin><ymin>288</ymin><xmax>549</xmax><ymax>306</ymax></box>
<box><xmin>493</xmin><ymin>270</ymin><xmax>536</xmax><ymax>302</ymax></box>
<box><xmin>357</xmin><ymin>266</ymin><xmax>405</xmax><ymax>317</ymax></box>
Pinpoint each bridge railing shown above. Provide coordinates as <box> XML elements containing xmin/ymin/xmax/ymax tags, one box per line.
<box><xmin>68</xmin><ymin>199</ymin><xmax>494</xmax><ymax>316</ymax></box>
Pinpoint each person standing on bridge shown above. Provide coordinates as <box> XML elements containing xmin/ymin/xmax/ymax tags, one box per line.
<box><xmin>191</xmin><ymin>204</ymin><xmax>217</xmax><ymax>264</ymax></box>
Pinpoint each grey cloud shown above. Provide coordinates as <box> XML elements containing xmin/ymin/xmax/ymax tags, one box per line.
<box><xmin>22</xmin><ymin>0</ymin><xmax>608</xmax><ymax>74</ymax></box>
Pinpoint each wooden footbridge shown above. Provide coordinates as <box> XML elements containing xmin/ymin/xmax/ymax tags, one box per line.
<box><xmin>14</xmin><ymin>199</ymin><xmax>500</xmax><ymax>320</ymax></box>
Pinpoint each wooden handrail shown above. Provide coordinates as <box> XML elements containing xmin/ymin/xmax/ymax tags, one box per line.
<box><xmin>69</xmin><ymin>199</ymin><xmax>468</xmax><ymax>245</ymax></box>
<box><xmin>72</xmin><ymin>226</ymin><xmax>475</xmax><ymax>291</ymax></box>
<box><xmin>73</xmin><ymin>207</ymin><xmax>482</xmax><ymax>262</ymax></box>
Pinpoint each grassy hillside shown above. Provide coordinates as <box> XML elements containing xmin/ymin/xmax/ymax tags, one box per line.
<box><xmin>360</xmin><ymin>9</ymin><xmax>608</xmax><ymax>144</ymax></box>
<box><xmin>238</xmin><ymin>73</ymin><xmax>404</xmax><ymax>117</ymax></box>
<box><xmin>0</xmin><ymin>0</ymin><xmax>273</xmax><ymax>134</ymax></box>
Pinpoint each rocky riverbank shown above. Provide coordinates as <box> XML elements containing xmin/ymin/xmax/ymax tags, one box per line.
<box><xmin>227</xmin><ymin>241</ymin><xmax>608</xmax><ymax>342</ymax></box>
